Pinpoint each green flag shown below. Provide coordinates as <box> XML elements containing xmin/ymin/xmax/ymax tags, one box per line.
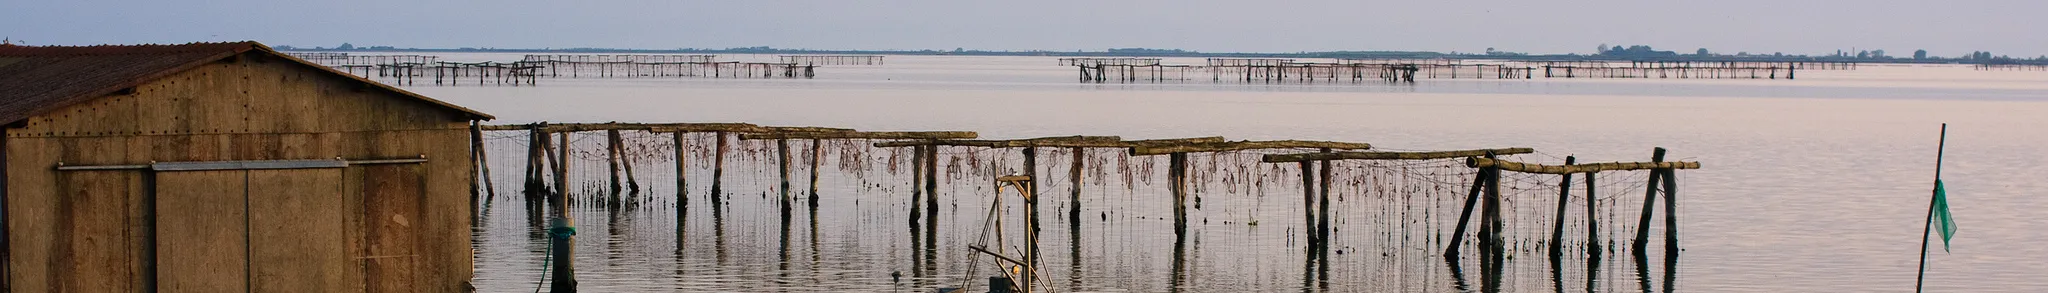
<box><xmin>1933</xmin><ymin>180</ymin><xmax>1956</xmax><ymax>252</ymax></box>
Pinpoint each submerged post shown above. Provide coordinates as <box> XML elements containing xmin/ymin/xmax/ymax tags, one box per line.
<box><xmin>1445</xmin><ymin>153</ymin><xmax>1491</xmax><ymax>257</ymax></box>
<box><xmin>924</xmin><ymin>145</ymin><xmax>939</xmax><ymax>224</ymax></box>
<box><xmin>1068</xmin><ymin>147</ymin><xmax>1085</xmax><ymax>226</ymax></box>
<box><xmin>605</xmin><ymin>129</ymin><xmax>624</xmax><ymax>208</ymax></box>
<box><xmin>1480</xmin><ymin>157</ymin><xmax>1504</xmax><ymax>255</ymax></box>
<box><xmin>525</xmin><ymin>126</ymin><xmax>544</xmax><ymax>202</ymax></box>
<box><xmin>1023</xmin><ymin>147</ymin><xmax>1042</xmax><ymax>279</ymax></box>
<box><xmin>555</xmin><ymin>132</ymin><xmax>571</xmax><ymax>205</ymax></box>
<box><xmin>809</xmin><ymin>139</ymin><xmax>823</xmax><ymax>208</ymax></box>
<box><xmin>1317</xmin><ymin>148</ymin><xmax>1333</xmax><ymax>258</ymax></box>
<box><xmin>1170</xmin><ymin>152</ymin><xmax>1190</xmax><ymax>238</ymax></box>
<box><xmin>1551</xmin><ymin>156</ymin><xmax>1576</xmax><ymax>257</ymax></box>
<box><xmin>1663</xmin><ymin>167</ymin><xmax>1680</xmax><ymax>259</ymax></box>
<box><xmin>548</xmin><ymin>131</ymin><xmax>577</xmax><ymax>292</ymax></box>
<box><xmin>1585</xmin><ymin>171</ymin><xmax>1601</xmax><ymax>258</ymax></box>
<box><xmin>778</xmin><ymin>139</ymin><xmax>792</xmax><ymax>212</ymax></box>
<box><xmin>910</xmin><ymin>145</ymin><xmax>925</xmax><ymax>229</ymax></box>
<box><xmin>1633</xmin><ymin>148</ymin><xmax>1667</xmax><ymax>254</ymax></box>
<box><xmin>710</xmin><ymin>132</ymin><xmax>728</xmax><ymax>206</ymax></box>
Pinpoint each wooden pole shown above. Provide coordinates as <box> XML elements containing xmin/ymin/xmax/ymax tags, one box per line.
<box><xmin>469</xmin><ymin>122</ymin><xmax>491</xmax><ymax>205</ymax></box>
<box><xmin>1317</xmin><ymin>148</ymin><xmax>1333</xmax><ymax>258</ymax></box>
<box><xmin>551</xmin><ymin>132</ymin><xmax>570</xmax><ymax>206</ymax></box>
<box><xmin>1551</xmin><ymin>156</ymin><xmax>1576</xmax><ymax>256</ymax></box>
<box><xmin>1023</xmin><ymin>147</ymin><xmax>1041</xmax><ymax>282</ymax></box>
<box><xmin>1585</xmin><ymin>171</ymin><xmax>1601</xmax><ymax>259</ymax></box>
<box><xmin>1299</xmin><ymin>160</ymin><xmax>1317</xmax><ymax>253</ymax></box>
<box><xmin>526</xmin><ymin>126</ymin><xmax>545</xmax><ymax>202</ymax></box>
<box><xmin>778</xmin><ymin>139</ymin><xmax>792</xmax><ymax>212</ymax></box>
<box><xmin>1480</xmin><ymin>161</ymin><xmax>1504</xmax><ymax>255</ymax></box>
<box><xmin>924</xmin><ymin>146</ymin><xmax>938</xmax><ymax>224</ymax></box>
<box><xmin>1916</xmin><ymin>123</ymin><xmax>1946</xmax><ymax>293</ymax></box>
<box><xmin>809</xmin><ymin>139</ymin><xmax>822</xmax><ymax>208</ymax></box>
<box><xmin>710</xmin><ymin>132</ymin><xmax>727</xmax><ymax>207</ymax></box>
<box><xmin>620</xmin><ymin>132</ymin><xmax>641</xmax><ymax>197</ymax></box>
<box><xmin>1663</xmin><ymin>167</ymin><xmax>1679</xmax><ymax>260</ymax></box>
<box><xmin>606</xmin><ymin>129</ymin><xmax>624</xmax><ymax>208</ymax></box>
<box><xmin>1021</xmin><ymin>150</ymin><xmax>1040</xmax><ymax>293</ymax></box>
<box><xmin>1632</xmin><ymin>148</ymin><xmax>1667</xmax><ymax>254</ymax></box>
<box><xmin>1068</xmin><ymin>147</ymin><xmax>1085</xmax><ymax>227</ymax></box>
<box><xmin>1170</xmin><ymin>152</ymin><xmax>1189</xmax><ymax>238</ymax></box>
<box><xmin>1445</xmin><ymin>156</ymin><xmax>1490</xmax><ymax>257</ymax></box>
<box><xmin>548</xmin><ymin>132</ymin><xmax>576</xmax><ymax>292</ymax></box>
<box><xmin>910</xmin><ymin>145</ymin><xmax>924</xmax><ymax>229</ymax></box>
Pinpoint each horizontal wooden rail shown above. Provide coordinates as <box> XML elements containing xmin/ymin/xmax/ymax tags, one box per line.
<box><xmin>1262</xmin><ymin>148</ymin><xmax>1534</xmax><ymax>162</ymax></box>
<box><xmin>738</xmin><ymin>131</ymin><xmax>977</xmax><ymax>140</ymax></box>
<box><xmin>872</xmin><ymin>136</ymin><xmax>1123</xmax><ymax>148</ymax></box>
<box><xmin>1129</xmin><ymin>140</ymin><xmax>1371</xmax><ymax>156</ymax></box>
<box><xmin>480</xmin><ymin>123</ymin><xmax>855</xmax><ymax>133</ymax></box>
<box><xmin>1467</xmin><ymin>157</ymin><xmax>1700</xmax><ymax>174</ymax></box>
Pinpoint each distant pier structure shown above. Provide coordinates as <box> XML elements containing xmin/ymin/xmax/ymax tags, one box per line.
<box><xmin>284</xmin><ymin>52</ymin><xmax>832</xmax><ymax>86</ymax></box>
<box><xmin>287</xmin><ymin>52</ymin><xmax>539</xmax><ymax>86</ymax></box>
<box><xmin>1062</xmin><ymin>57</ymin><xmax>1855</xmax><ymax>83</ymax></box>
<box><xmin>779</xmin><ymin>55</ymin><xmax>884</xmax><ymax>65</ymax></box>
<box><xmin>1976</xmin><ymin>64</ymin><xmax>2048</xmax><ymax>71</ymax></box>
<box><xmin>519</xmin><ymin>54</ymin><xmax>815</xmax><ymax>79</ymax></box>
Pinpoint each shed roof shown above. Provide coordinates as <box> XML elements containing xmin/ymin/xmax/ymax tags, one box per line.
<box><xmin>0</xmin><ymin>41</ymin><xmax>492</xmax><ymax>125</ymax></box>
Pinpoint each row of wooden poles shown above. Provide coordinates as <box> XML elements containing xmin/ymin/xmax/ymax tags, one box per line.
<box><xmin>334</xmin><ymin>62</ymin><xmax>543</xmax><ymax>86</ymax></box>
<box><xmin>465</xmin><ymin>122</ymin><xmax>1700</xmax><ymax>292</ymax></box>
<box><xmin>1975</xmin><ymin>64</ymin><xmax>2048</xmax><ymax>71</ymax></box>
<box><xmin>778</xmin><ymin>55</ymin><xmax>886</xmax><ymax>66</ymax></box>
<box><xmin>1076</xmin><ymin>64</ymin><xmax>1424</xmax><ymax>83</ymax></box>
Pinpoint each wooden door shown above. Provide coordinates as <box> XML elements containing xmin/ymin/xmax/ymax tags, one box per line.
<box><xmin>153</xmin><ymin>165</ymin><xmax>346</xmax><ymax>293</ymax></box>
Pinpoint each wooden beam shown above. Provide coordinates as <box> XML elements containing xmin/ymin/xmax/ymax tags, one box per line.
<box><xmin>1261</xmin><ymin>148</ymin><xmax>1534</xmax><ymax>162</ymax></box>
<box><xmin>480</xmin><ymin>122</ymin><xmax>854</xmax><ymax>134</ymax></box>
<box><xmin>480</xmin><ymin>122</ymin><xmax>764</xmax><ymax>133</ymax></box>
<box><xmin>1467</xmin><ymin>157</ymin><xmax>1699</xmax><ymax>174</ymax></box>
<box><xmin>872</xmin><ymin>136</ymin><xmax>1123</xmax><ymax>148</ymax></box>
<box><xmin>738</xmin><ymin>131</ymin><xmax>977</xmax><ymax>140</ymax></box>
<box><xmin>1128</xmin><ymin>140</ymin><xmax>1371</xmax><ymax>156</ymax></box>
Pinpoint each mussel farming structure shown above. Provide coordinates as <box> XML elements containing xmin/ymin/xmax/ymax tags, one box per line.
<box><xmin>284</xmin><ymin>52</ymin><xmax>823</xmax><ymax>86</ymax></box>
<box><xmin>469</xmin><ymin>122</ymin><xmax>1700</xmax><ymax>292</ymax></box>
<box><xmin>1976</xmin><ymin>64</ymin><xmax>2048</xmax><ymax>71</ymax></box>
<box><xmin>1068</xmin><ymin>58</ymin><xmax>1857</xmax><ymax>83</ymax></box>
<box><xmin>779</xmin><ymin>55</ymin><xmax>885</xmax><ymax>65</ymax></box>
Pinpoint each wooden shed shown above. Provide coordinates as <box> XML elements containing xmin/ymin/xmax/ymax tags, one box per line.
<box><xmin>0</xmin><ymin>42</ymin><xmax>490</xmax><ymax>292</ymax></box>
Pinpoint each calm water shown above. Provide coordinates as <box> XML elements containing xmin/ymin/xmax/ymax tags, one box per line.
<box><xmin>409</xmin><ymin>54</ymin><xmax>2048</xmax><ymax>292</ymax></box>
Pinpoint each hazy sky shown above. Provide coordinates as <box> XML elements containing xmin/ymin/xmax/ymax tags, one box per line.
<box><xmin>4</xmin><ymin>0</ymin><xmax>2043</xmax><ymax>57</ymax></box>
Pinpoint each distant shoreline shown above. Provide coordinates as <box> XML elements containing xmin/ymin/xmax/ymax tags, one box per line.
<box><xmin>275</xmin><ymin>47</ymin><xmax>2042</xmax><ymax>65</ymax></box>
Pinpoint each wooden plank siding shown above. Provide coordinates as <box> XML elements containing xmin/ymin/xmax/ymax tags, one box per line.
<box><xmin>152</xmin><ymin>170</ymin><xmax>246</xmax><ymax>293</ymax></box>
<box><xmin>5</xmin><ymin>49</ymin><xmax>477</xmax><ymax>292</ymax></box>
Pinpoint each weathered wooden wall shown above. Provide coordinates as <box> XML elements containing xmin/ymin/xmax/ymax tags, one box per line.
<box><xmin>5</xmin><ymin>50</ymin><xmax>475</xmax><ymax>292</ymax></box>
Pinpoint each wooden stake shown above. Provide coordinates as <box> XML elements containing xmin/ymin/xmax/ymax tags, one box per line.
<box><xmin>710</xmin><ymin>132</ymin><xmax>727</xmax><ymax>207</ymax></box>
<box><xmin>1170</xmin><ymin>152</ymin><xmax>1189</xmax><ymax>238</ymax></box>
<box><xmin>1663</xmin><ymin>167</ymin><xmax>1679</xmax><ymax>259</ymax></box>
<box><xmin>1633</xmin><ymin>148</ymin><xmax>1667</xmax><ymax>254</ymax></box>
<box><xmin>1300</xmin><ymin>160</ymin><xmax>1317</xmax><ymax>253</ymax></box>
<box><xmin>924</xmin><ymin>145</ymin><xmax>938</xmax><ymax>222</ymax></box>
<box><xmin>1069</xmin><ymin>147</ymin><xmax>1085</xmax><ymax>226</ymax></box>
<box><xmin>1317</xmin><ymin>148</ymin><xmax>1333</xmax><ymax>258</ymax></box>
<box><xmin>910</xmin><ymin>145</ymin><xmax>924</xmax><ymax>229</ymax></box>
<box><xmin>1552</xmin><ymin>156</ymin><xmax>1576</xmax><ymax>257</ymax></box>
<box><xmin>809</xmin><ymin>139</ymin><xmax>822</xmax><ymax>209</ymax></box>
<box><xmin>606</xmin><ymin>129</ymin><xmax>624</xmax><ymax>207</ymax></box>
<box><xmin>1585</xmin><ymin>171</ymin><xmax>1601</xmax><ymax>259</ymax></box>
<box><xmin>1445</xmin><ymin>153</ymin><xmax>1494</xmax><ymax>257</ymax></box>
<box><xmin>778</xmin><ymin>139</ymin><xmax>792</xmax><ymax>211</ymax></box>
